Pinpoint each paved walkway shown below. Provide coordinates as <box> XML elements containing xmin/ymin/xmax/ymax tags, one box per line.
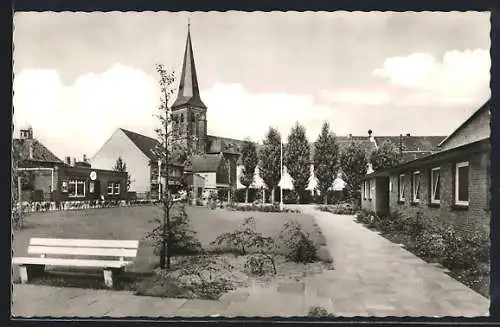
<box><xmin>294</xmin><ymin>205</ymin><xmax>489</xmax><ymax>317</ymax></box>
<box><xmin>11</xmin><ymin>206</ymin><xmax>489</xmax><ymax>318</ymax></box>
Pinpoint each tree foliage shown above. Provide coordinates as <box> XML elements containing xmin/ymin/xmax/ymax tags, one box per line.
<box><xmin>284</xmin><ymin>122</ymin><xmax>311</xmax><ymax>204</ymax></box>
<box><xmin>369</xmin><ymin>140</ymin><xmax>401</xmax><ymax>171</ymax></box>
<box><xmin>112</xmin><ymin>156</ymin><xmax>131</xmax><ymax>190</ymax></box>
<box><xmin>258</xmin><ymin>127</ymin><xmax>282</xmax><ymax>203</ymax></box>
<box><xmin>313</xmin><ymin>122</ymin><xmax>340</xmax><ymax>205</ymax></box>
<box><xmin>239</xmin><ymin>139</ymin><xmax>258</xmax><ymax>203</ymax></box>
<box><xmin>340</xmin><ymin>141</ymin><xmax>368</xmax><ymax>208</ymax></box>
<box><xmin>12</xmin><ymin>140</ymin><xmax>27</xmax><ymax>229</ymax></box>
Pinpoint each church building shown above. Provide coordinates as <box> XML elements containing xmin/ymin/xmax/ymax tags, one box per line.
<box><xmin>91</xmin><ymin>24</ymin><xmax>446</xmax><ymax>203</ymax></box>
<box><xmin>91</xmin><ymin>25</ymin><xmax>240</xmax><ymax>200</ymax></box>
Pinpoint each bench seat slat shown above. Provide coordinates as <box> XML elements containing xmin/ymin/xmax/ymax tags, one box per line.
<box><xmin>28</xmin><ymin>246</ymin><xmax>137</xmax><ymax>258</ymax></box>
<box><xmin>12</xmin><ymin>257</ymin><xmax>131</xmax><ymax>268</ymax></box>
<box><xmin>30</xmin><ymin>238</ymin><xmax>139</xmax><ymax>249</ymax></box>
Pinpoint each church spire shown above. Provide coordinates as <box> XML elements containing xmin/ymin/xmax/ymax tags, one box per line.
<box><xmin>172</xmin><ymin>21</ymin><xmax>207</xmax><ymax>110</ymax></box>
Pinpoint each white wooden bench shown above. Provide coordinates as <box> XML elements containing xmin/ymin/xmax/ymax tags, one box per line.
<box><xmin>12</xmin><ymin>238</ymin><xmax>139</xmax><ymax>288</ymax></box>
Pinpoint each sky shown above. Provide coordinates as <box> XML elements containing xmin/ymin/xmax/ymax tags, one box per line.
<box><xmin>13</xmin><ymin>11</ymin><xmax>491</xmax><ymax>160</ymax></box>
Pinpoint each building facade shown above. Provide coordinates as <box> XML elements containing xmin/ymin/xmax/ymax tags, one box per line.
<box><xmin>362</xmin><ymin>100</ymin><xmax>491</xmax><ymax>236</ymax></box>
<box><xmin>14</xmin><ymin>127</ymin><xmax>128</xmax><ymax>203</ymax></box>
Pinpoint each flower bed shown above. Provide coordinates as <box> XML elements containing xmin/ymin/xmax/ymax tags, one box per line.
<box><xmin>18</xmin><ymin>199</ymin><xmax>159</xmax><ymax>214</ymax></box>
<box><xmin>355</xmin><ymin>209</ymin><xmax>490</xmax><ymax>297</ymax></box>
<box><xmin>228</xmin><ymin>203</ymin><xmax>301</xmax><ymax>213</ymax></box>
<box><xmin>316</xmin><ymin>203</ymin><xmax>356</xmax><ymax>215</ymax></box>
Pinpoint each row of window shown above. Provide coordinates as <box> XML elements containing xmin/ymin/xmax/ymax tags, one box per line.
<box><xmin>61</xmin><ymin>180</ymin><xmax>121</xmax><ymax>198</ymax></box>
<box><xmin>397</xmin><ymin>161</ymin><xmax>469</xmax><ymax>207</ymax></box>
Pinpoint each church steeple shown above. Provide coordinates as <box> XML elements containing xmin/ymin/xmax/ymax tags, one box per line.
<box><xmin>172</xmin><ymin>22</ymin><xmax>207</xmax><ymax>110</ymax></box>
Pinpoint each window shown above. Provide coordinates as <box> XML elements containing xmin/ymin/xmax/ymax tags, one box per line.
<box><xmin>398</xmin><ymin>173</ymin><xmax>406</xmax><ymax>202</ymax></box>
<box><xmin>363</xmin><ymin>181</ymin><xmax>367</xmax><ymax>200</ymax></box>
<box><xmin>68</xmin><ymin>180</ymin><xmax>85</xmax><ymax>198</ymax></box>
<box><xmin>107</xmin><ymin>182</ymin><xmax>120</xmax><ymax>195</ymax></box>
<box><xmin>412</xmin><ymin>171</ymin><xmax>420</xmax><ymax>203</ymax></box>
<box><xmin>180</xmin><ymin>113</ymin><xmax>184</xmax><ymax>123</ymax></box>
<box><xmin>455</xmin><ymin>161</ymin><xmax>469</xmax><ymax>206</ymax></box>
<box><xmin>430</xmin><ymin>167</ymin><xmax>441</xmax><ymax>204</ymax></box>
<box><xmin>89</xmin><ymin>182</ymin><xmax>95</xmax><ymax>193</ymax></box>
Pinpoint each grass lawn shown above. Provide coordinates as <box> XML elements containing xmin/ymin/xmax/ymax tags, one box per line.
<box><xmin>12</xmin><ymin>205</ymin><xmax>328</xmax><ymax>284</ymax></box>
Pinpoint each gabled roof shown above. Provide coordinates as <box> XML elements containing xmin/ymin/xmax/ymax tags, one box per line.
<box><xmin>13</xmin><ymin>138</ymin><xmax>64</xmax><ymax>164</ymax></box>
<box><xmin>438</xmin><ymin>99</ymin><xmax>491</xmax><ymax>147</ymax></box>
<box><xmin>191</xmin><ymin>153</ymin><xmax>224</xmax><ymax>172</ymax></box>
<box><xmin>172</xmin><ymin>26</ymin><xmax>207</xmax><ymax>110</ymax></box>
<box><xmin>120</xmin><ymin>128</ymin><xmax>160</xmax><ymax>161</ymax></box>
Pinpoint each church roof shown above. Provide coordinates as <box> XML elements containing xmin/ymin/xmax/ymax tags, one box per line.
<box><xmin>191</xmin><ymin>153</ymin><xmax>224</xmax><ymax>172</ymax></box>
<box><xmin>13</xmin><ymin>138</ymin><xmax>64</xmax><ymax>164</ymax></box>
<box><xmin>172</xmin><ymin>25</ymin><xmax>207</xmax><ymax>110</ymax></box>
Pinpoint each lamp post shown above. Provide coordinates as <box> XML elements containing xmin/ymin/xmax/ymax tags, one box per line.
<box><xmin>280</xmin><ymin>139</ymin><xmax>284</xmax><ymax>211</ymax></box>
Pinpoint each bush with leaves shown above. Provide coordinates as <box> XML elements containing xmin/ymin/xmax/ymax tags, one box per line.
<box><xmin>229</xmin><ymin>203</ymin><xmax>300</xmax><ymax>213</ymax></box>
<box><xmin>308</xmin><ymin>306</ymin><xmax>335</xmax><ymax>317</ymax></box>
<box><xmin>176</xmin><ymin>254</ymin><xmax>236</xmax><ymax>300</ymax></box>
<box><xmin>145</xmin><ymin>204</ymin><xmax>202</xmax><ymax>257</ymax></box>
<box><xmin>441</xmin><ymin>227</ymin><xmax>489</xmax><ymax>269</ymax></box>
<box><xmin>279</xmin><ymin>220</ymin><xmax>317</xmax><ymax>263</ymax></box>
<box><xmin>211</xmin><ymin>217</ymin><xmax>278</xmax><ymax>276</ymax></box>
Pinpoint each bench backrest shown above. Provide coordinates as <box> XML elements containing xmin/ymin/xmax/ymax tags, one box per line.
<box><xmin>28</xmin><ymin>238</ymin><xmax>139</xmax><ymax>261</ymax></box>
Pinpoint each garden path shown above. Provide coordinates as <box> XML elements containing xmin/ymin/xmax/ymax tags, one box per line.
<box><xmin>293</xmin><ymin>205</ymin><xmax>490</xmax><ymax>317</ymax></box>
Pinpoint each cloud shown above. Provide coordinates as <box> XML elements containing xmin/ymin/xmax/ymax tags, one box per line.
<box><xmin>373</xmin><ymin>49</ymin><xmax>490</xmax><ymax>106</ymax></box>
<box><xmin>201</xmin><ymin>83</ymin><xmax>335</xmax><ymax>142</ymax></box>
<box><xmin>13</xmin><ymin>64</ymin><xmax>160</xmax><ymax>159</ymax></box>
<box><xmin>319</xmin><ymin>89</ymin><xmax>391</xmax><ymax>106</ymax></box>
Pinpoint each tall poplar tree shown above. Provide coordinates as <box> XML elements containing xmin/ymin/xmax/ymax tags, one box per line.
<box><xmin>258</xmin><ymin>127</ymin><xmax>282</xmax><ymax>204</ymax></box>
<box><xmin>285</xmin><ymin>122</ymin><xmax>311</xmax><ymax>204</ymax></box>
<box><xmin>340</xmin><ymin>141</ymin><xmax>368</xmax><ymax>208</ymax></box>
<box><xmin>313</xmin><ymin>122</ymin><xmax>340</xmax><ymax>205</ymax></box>
<box><xmin>239</xmin><ymin>139</ymin><xmax>258</xmax><ymax>203</ymax></box>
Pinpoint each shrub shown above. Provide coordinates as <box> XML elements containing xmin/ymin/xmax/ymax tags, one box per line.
<box><xmin>279</xmin><ymin>220</ymin><xmax>317</xmax><ymax>263</ymax></box>
<box><xmin>145</xmin><ymin>204</ymin><xmax>203</xmax><ymax>257</ymax></box>
<box><xmin>211</xmin><ymin>217</ymin><xmax>278</xmax><ymax>275</ymax></box>
<box><xmin>414</xmin><ymin>229</ymin><xmax>446</xmax><ymax>259</ymax></box>
<box><xmin>441</xmin><ymin>226</ymin><xmax>489</xmax><ymax>269</ymax></box>
<box><xmin>316</xmin><ymin>204</ymin><xmax>356</xmax><ymax>215</ymax></box>
<box><xmin>229</xmin><ymin>203</ymin><xmax>300</xmax><ymax>213</ymax></box>
<box><xmin>308</xmin><ymin>306</ymin><xmax>335</xmax><ymax>317</ymax></box>
<box><xmin>244</xmin><ymin>253</ymin><xmax>277</xmax><ymax>275</ymax></box>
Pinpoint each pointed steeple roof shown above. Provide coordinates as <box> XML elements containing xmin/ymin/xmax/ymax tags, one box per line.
<box><xmin>172</xmin><ymin>23</ymin><xmax>207</xmax><ymax>110</ymax></box>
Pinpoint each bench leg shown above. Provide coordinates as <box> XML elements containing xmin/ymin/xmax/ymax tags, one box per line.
<box><xmin>19</xmin><ymin>265</ymin><xmax>45</xmax><ymax>284</ymax></box>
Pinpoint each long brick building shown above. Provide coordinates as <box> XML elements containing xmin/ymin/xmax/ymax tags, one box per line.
<box><xmin>361</xmin><ymin>99</ymin><xmax>491</xmax><ymax>236</ymax></box>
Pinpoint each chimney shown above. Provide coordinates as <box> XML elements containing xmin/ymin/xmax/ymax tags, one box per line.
<box><xmin>406</xmin><ymin>133</ymin><xmax>411</xmax><ymax>137</ymax></box>
<box><xmin>71</xmin><ymin>157</ymin><xmax>76</xmax><ymax>167</ymax></box>
<box><xmin>348</xmin><ymin>133</ymin><xmax>352</xmax><ymax>139</ymax></box>
<box><xmin>65</xmin><ymin>156</ymin><xmax>71</xmax><ymax>165</ymax></box>
<box><xmin>83</xmin><ymin>154</ymin><xmax>87</xmax><ymax>162</ymax></box>
<box><xmin>399</xmin><ymin>134</ymin><xmax>404</xmax><ymax>157</ymax></box>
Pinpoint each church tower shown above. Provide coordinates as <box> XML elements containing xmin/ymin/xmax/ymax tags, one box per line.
<box><xmin>172</xmin><ymin>22</ymin><xmax>208</xmax><ymax>154</ymax></box>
